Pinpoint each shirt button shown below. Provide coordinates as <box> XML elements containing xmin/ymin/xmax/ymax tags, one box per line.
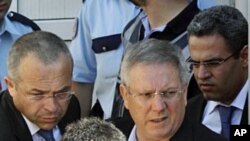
<box><xmin>102</xmin><ymin>46</ymin><xmax>107</xmax><ymax>51</ymax></box>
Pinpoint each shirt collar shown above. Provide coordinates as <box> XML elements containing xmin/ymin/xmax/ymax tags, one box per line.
<box><xmin>139</xmin><ymin>11</ymin><xmax>166</xmax><ymax>38</ymax></box>
<box><xmin>22</xmin><ymin>114</ymin><xmax>40</xmax><ymax>135</ymax></box>
<box><xmin>230</xmin><ymin>80</ymin><xmax>249</xmax><ymax>110</ymax></box>
<box><xmin>137</xmin><ymin>0</ymin><xmax>199</xmax><ymax>40</ymax></box>
<box><xmin>206</xmin><ymin>80</ymin><xmax>249</xmax><ymax>114</ymax></box>
<box><xmin>22</xmin><ymin>114</ymin><xmax>59</xmax><ymax>135</ymax></box>
<box><xmin>128</xmin><ymin>125</ymin><xmax>137</xmax><ymax>141</ymax></box>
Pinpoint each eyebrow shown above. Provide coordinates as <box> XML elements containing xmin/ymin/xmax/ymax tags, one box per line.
<box><xmin>188</xmin><ymin>57</ymin><xmax>223</xmax><ymax>63</ymax></box>
<box><xmin>29</xmin><ymin>86</ymin><xmax>71</xmax><ymax>94</ymax></box>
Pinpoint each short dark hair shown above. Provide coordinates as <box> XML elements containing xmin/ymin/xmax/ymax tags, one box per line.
<box><xmin>187</xmin><ymin>5</ymin><xmax>248</xmax><ymax>53</ymax></box>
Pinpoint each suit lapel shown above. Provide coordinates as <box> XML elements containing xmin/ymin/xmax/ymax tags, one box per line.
<box><xmin>3</xmin><ymin>91</ymin><xmax>33</xmax><ymax>141</ymax></box>
<box><xmin>187</xmin><ymin>94</ymin><xmax>207</xmax><ymax>123</ymax></box>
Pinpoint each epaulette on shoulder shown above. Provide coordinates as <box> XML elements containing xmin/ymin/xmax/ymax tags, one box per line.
<box><xmin>7</xmin><ymin>11</ymin><xmax>41</xmax><ymax>31</ymax></box>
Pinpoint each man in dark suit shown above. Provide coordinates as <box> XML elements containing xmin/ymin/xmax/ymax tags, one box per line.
<box><xmin>186</xmin><ymin>5</ymin><xmax>248</xmax><ymax>140</ymax></box>
<box><xmin>118</xmin><ymin>38</ymin><xmax>226</xmax><ymax>141</ymax></box>
<box><xmin>0</xmin><ymin>31</ymin><xmax>81</xmax><ymax>141</ymax></box>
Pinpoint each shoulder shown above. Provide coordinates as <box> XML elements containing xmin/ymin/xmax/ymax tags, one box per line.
<box><xmin>187</xmin><ymin>94</ymin><xmax>206</xmax><ymax>113</ymax></box>
<box><xmin>108</xmin><ymin>109</ymin><xmax>134</xmax><ymax>139</ymax></box>
<box><xmin>122</xmin><ymin>11</ymin><xmax>141</xmax><ymax>38</ymax></box>
<box><xmin>187</xmin><ymin>94</ymin><xmax>205</xmax><ymax>106</ymax></box>
<box><xmin>172</xmin><ymin>109</ymin><xmax>227</xmax><ymax>141</ymax></box>
<box><xmin>7</xmin><ymin>11</ymin><xmax>40</xmax><ymax>31</ymax></box>
<box><xmin>0</xmin><ymin>91</ymin><xmax>17</xmax><ymax>136</ymax></box>
<box><xmin>185</xmin><ymin>94</ymin><xmax>207</xmax><ymax>123</ymax></box>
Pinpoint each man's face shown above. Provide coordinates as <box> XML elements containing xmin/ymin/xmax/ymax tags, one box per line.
<box><xmin>188</xmin><ymin>34</ymin><xmax>247</xmax><ymax>104</ymax></box>
<box><xmin>120</xmin><ymin>63</ymin><xmax>187</xmax><ymax>140</ymax></box>
<box><xmin>7</xmin><ymin>53</ymin><xmax>73</xmax><ymax>130</ymax></box>
<box><xmin>0</xmin><ymin>0</ymin><xmax>12</xmax><ymax>23</ymax></box>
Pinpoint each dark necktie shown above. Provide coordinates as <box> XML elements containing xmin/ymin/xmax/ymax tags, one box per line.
<box><xmin>218</xmin><ymin>106</ymin><xmax>234</xmax><ymax>140</ymax></box>
<box><xmin>37</xmin><ymin>129</ymin><xmax>55</xmax><ymax>141</ymax></box>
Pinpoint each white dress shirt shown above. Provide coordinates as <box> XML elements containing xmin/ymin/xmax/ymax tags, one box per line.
<box><xmin>22</xmin><ymin>115</ymin><xmax>61</xmax><ymax>141</ymax></box>
<box><xmin>202</xmin><ymin>80</ymin><xmax>249</xmax><ymax>134</ymax></box>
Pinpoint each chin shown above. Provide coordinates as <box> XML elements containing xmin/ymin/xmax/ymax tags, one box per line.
<box><xmin>203</xmin><ymin>93</ymin><xmax>220</xmax><ymax>101</ymax></box>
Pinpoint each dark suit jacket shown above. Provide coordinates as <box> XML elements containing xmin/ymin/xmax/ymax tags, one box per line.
<box><xmin>171</xmin><ymin>108</ymin><xmax>227</xmax><ymax>141</ymax></box>
<box><xmin>112</xmin><ymin>106</ymin><xmax>227</xmax><ymax>141</ymax></box>
<box><xmin>0</xmin><ymin>90</ymin><xmax>81</xmax><ymax>141</ymax></box>
<box><xmin>187</xmin><ymin>94</ymin><xmax>248</xmax><ymax>125</ymax></box>
<box><xmin>108</xmin><ymin>108</ymin><xmax>134</xmax><ymax>138</ymax></box>
<box><xmin>186</xmin><ymin>94</ymin><xmax>248</xmax><ymax>140</ymax></box>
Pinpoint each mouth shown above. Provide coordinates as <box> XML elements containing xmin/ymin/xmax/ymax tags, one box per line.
<box><xmin>42</xmin><ymin>117</ymin><xmax>58</xmax><ymax>123</ymax></box>
<box><xmin>150</xmin><ymin>116</ymin><xmax>167</xmax><ymax>123</ymax></box>
<box><xmin>199</xmin><ymin>83</ymin><xmax>214</xmax><ymax>92</ymax></box>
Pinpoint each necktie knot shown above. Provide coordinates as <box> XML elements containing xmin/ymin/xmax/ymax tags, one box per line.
<box><xmin>218</xmin><ymin>106</ymin><xmax>234</xmax><ymax>123</ymax></box>
<box><xmin>218</xmin><ymin>105</ymin><xmax>235</xmax><ymax>140</ymax></box>
<box><xmin>37</xmin><ymin>129</ymin><xmax>55</xmax><ymax>141</ymax></box>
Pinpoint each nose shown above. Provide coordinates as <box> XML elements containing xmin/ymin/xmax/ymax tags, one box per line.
<box><xmin>43</xmin><ymin>97</ymin><xmax>58</xmax><ymax>113</ymax></box>
<box><xmin>195</xmin><ymin>65</ymin><xmax>211</xmax><ymax>80</ymax></box>
<box><xmin>151</xmin><ymin>93</ymin><xmax>166</xmax><ymax>112</ymax></box>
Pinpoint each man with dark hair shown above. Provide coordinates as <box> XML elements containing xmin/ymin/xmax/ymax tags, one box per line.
<box><xmin>186</xmin><ymin>5</ymin><xmax>248</xmax><ymax>140</ymax></box>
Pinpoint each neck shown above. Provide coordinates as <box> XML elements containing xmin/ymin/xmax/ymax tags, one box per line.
<box><xmin>142</xmin><ymin>0</ymin><xmax>189</xmax><ymax>29</ymax></box>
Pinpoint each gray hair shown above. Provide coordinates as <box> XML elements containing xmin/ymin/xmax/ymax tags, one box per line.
<box><xmin>187</xmin><ymin>5</ymin><xmax>248</xmax><ymax>53</ymax></box>
<box><xmin>61</xmin><ymin>117</ymin><xmax>126</xmax><ymax>141</ymax></box>
<box><xmin>7</xmin><ymin>31</ymin><xmax>73</xmax><ymax>81</ymax></box>
<box><xmin>120</xmin><ymin>38</ymin><xmax>189</xmax><ymax>88</ymax></box>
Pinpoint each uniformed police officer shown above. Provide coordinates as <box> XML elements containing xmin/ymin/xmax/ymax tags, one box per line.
<box><xmin>0</xmin><ymin>0</ymin><xmax>40</xmax><ymax>92</ymax></box>
<box><xmin>69</xmin><ymin>0</ymin><xmax>139</xmax><ymax>119</ymax></box>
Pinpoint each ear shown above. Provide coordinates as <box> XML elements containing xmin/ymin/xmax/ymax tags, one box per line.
<box><xmin>119</xmin><ymin>83</ymin><xmax>129</xmax><ymax>110</ymax></box>
<box><xmin>4</xmin><ymin>76</ymin><xmax>15</xmax><ymax>97</ymax></box>
<box><xmin>239</xmin><ymin>45</ymin><xmax>248</xmax><ymax>68</ymax></box>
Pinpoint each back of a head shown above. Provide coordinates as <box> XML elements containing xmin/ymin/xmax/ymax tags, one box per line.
<box><xmin>62</xmin><ymin>117</ymin><xmax>126</xmax><ymax>141</ymax></box>
<box><xmin>187</xmin><ymin>5</ymin><xmax>248</xmax><ymax>52</ymax></box>
<box><xmin>7</xmin><ymin>31</ymin><xmax>73</xmax><ymax>81</ymax></box>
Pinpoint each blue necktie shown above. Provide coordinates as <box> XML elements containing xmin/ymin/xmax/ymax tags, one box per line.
<box><xmin>37</xmin><ymin>129</ymin><xmax>55</xmax><ymax>141</ymax></box>
<box><xmin>218</xmin><ymin>106</ymin><xmax>234</xmax><ymax>140</ymax></box>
